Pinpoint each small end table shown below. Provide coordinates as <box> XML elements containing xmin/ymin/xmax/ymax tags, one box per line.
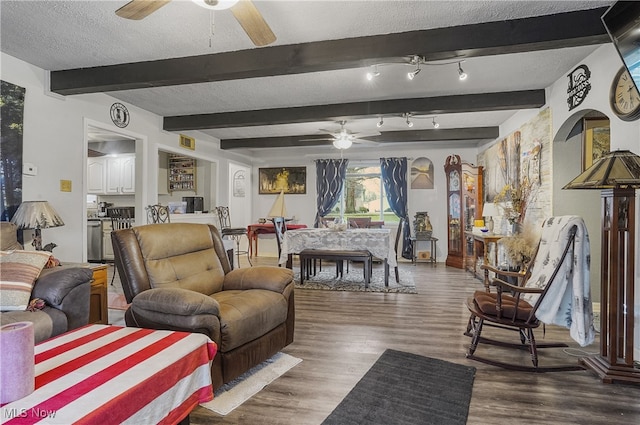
<box><xmin>411</xmin><ymin>236</ymin><xmax>438</xmax><ymax>265</ymax></box>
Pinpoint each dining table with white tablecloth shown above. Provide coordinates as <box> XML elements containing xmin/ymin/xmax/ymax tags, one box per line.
<box><xmin>278</xmin><ymin>228</ymin><xmax>396</xmax><ymax>283</ymax></box>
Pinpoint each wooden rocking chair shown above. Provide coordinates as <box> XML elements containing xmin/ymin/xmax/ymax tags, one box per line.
<box><xmin>464</xmin><ymin>218</ymin><xmax>586</xmax><ymax>372</ymax></box>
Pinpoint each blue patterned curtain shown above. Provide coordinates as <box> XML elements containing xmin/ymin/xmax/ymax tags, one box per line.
<box><xmin>315</xmin><ymin>159</ymin><xmax>349</xmax><ymax>227</ymax></box>
<box><xmin>380</xmin><ymin>157</ymin><xmax>412</xmax><ymax>259</ymax></box>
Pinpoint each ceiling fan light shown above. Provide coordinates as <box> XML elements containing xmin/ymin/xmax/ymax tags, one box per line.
<box><xmin>192</xmin><ymin>0</ymin><xmax>240</xmax><ymax>11</ymax></box>
<box><xmin>333</xmin><ymin>137</ymin><xmax>352</xmax><ymax>150</ymax></box>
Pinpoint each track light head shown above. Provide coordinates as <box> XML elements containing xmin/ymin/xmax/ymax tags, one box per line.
<box><xmin>407</xmin><ymin>67</ymin><xmax>421</xmax><ymax>80</ymax></box>
<box><xmin>405</xmin><ymin>114</ymin><xmax>413</xmax><ymax>128</ymax></box>
<box><xmin>377</xmin><ymin>117</ymin><xmax>384</xmax><ymax>128</ymax></box>
<box><xmin>366</xmin><ymin>65</ymin><xmax>381</xmax><ymax>81</ymax></box>
<box><xmin>432</xmin><ymin>117</ymin><xmax>440</xmax><ymax>129</ymax></box>
<box><xmin>458</xmin><ymin>62</ymin><xmax>467</xmax><ymax>80</ymax></box>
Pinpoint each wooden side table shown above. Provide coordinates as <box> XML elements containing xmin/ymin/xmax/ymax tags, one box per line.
<box><xmin>411</xmin><ymin>236</ymin><xmax>438</xmax><ymax>265</ymax></box>
<box><xmin>464</xmin><ymin>232</ymin><xmax>504</xmax><ymax>283</ymax></box>
<box><xmin>63</xmin><ymin>262</ymin><xmax>108</xmax><ymax>324</ymax></box>
<box><xmin>89</xmin><ymin>263</ymin><xmax>108</xmax><ymax>324</ymax></box>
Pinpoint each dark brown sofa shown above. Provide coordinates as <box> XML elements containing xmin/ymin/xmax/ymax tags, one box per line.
<box><xmin>0</xmin><ymin>222</ymin><xmax>92</xmax><ymax>343</ymax></box>
<box><xmin>111</xmin><ymin>223</ymin><xmax>295</xmax><ymax>389</ymax></box>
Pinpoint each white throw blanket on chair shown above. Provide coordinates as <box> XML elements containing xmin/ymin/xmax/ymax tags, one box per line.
<box><xmin>523</xmin><ymin>216</ymin><xmax>595</xmax><ymax>347</ymax></box>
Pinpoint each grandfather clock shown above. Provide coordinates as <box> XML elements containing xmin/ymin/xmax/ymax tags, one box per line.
<box><xmin>444</xmin><ymin>155</ymin><xmax>482</xmax><ymax>269</ymax></box>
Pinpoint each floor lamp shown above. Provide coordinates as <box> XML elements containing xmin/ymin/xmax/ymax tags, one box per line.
<box><xmin>563</xmin><ymin>150</ymin><xmax>640</xmax><ymax>384</ymax></box>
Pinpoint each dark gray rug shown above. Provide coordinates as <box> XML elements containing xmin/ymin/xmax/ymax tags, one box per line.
<box><xmin>322</xmin><ymin>349</ymin><xmax>476</xmax><ymax>425</ymax></box>
<box><xmin>294</xmin><ymin>267</ymin><xmax>416</xmax><ymax>293</ymax></box>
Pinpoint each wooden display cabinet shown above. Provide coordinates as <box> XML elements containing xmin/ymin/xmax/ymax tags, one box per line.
<box><xmin>444</xmin><ymin>155</ymin><xmax>483</xmax><ymax>269</ymax></box>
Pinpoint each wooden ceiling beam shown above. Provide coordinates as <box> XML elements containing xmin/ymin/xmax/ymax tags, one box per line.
<box><xmin>220</xmin><ymin>127</ymin><xmax>499</xmax><ymax>149</ymax></box>
<box><xmin>164</xmin><ymin>90</ymin><xmax>544</xmax><ymax>131</ymax></box>
<box><xmin>49</xmin><ymin>8</ymin><xmax>609</xmax><ymax>95</ymax></box>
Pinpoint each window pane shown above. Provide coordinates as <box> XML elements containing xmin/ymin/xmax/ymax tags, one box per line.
<box><xmin>323</xmin><ymin>165</ymin><xmax>399</xmax><ymax>224</ymax></box>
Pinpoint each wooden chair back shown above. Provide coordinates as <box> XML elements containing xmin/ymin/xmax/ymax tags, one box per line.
<box><xmin>348</xmin><ymin>217</ymin><xmax>372</xmax><ymax>228</ymax></box>
<box><xmin>109</xmin><ymin>207</ymin><xmax>135</xmax><ymax>231</ymax></box>
<box><xmin>271</xmin><ymin>217</ymin><xmax>287</xmax><ymax>259</ymax></box>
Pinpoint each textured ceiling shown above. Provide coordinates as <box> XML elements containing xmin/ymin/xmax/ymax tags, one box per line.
<box><xmin>0</xmin><ymin>1</ymin><xmax>616</xmax><ymax>157</ymax></box>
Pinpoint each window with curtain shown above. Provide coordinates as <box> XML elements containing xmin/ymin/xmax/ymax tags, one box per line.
<box><xmin>325</xmin><ymin>164</ymin><xmax>399</xmax><ymax>224</ymax></box>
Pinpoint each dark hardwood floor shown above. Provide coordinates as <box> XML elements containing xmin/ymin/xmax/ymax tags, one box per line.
<box><xmin>110</xmin><ymin>256</ymin><xmax>640</xmax><ymax>424</ymax></box>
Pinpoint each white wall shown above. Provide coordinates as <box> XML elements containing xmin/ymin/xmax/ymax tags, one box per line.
<box><xmin>539</xmin><ymin>44</ymin><xmax>640</xmax><ymax>360</ymax></box>
<box><xmin>249</xmin><ymin>147</ymin><xmax>478</xmax><ymax>258</ymax></box>
<box><xmin>1</xmin><ymin>52</ymin><xmax>250</xmax><ymax>262</ymax></box>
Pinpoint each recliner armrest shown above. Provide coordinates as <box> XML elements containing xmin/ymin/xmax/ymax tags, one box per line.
<box><xmin>132</xmin><ymin>288</ymin><xmax>220</xmax><ymax>317</ymax></box>
<box><xmin>32</xmin><ymin>267</ymin><xmax>93</xmax><ymax>306</ymax></box>
<box><xmin>223</xmin><ymin>266</ymin><xmax>293</xmax><ymax>293</ymax></box>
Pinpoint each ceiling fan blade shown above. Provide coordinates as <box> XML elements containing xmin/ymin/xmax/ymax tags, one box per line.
<box><xmin>116</xmin><ymin>0</ymin><xmax>171</xmax><ymax>20</ymax></box>
<box><xmin>353</xmin><ymin>138</ymin><xmax>380</xmax><ymax>146</ymax></box>
<box><xmin>231</xmin><ymin>0</ymin><xmax>276</xmax><ymax>47</ymax></box>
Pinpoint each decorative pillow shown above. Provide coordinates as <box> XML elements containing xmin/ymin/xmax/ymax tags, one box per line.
<box><xmin>0</xmin><ymin>250</ymin><xmax>51</xmax><ymax>311</ymax></box>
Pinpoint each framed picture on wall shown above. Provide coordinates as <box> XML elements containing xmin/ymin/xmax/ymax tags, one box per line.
<box><xmin>582</xmin><ymin>118</ymin><xmax>610</xmax><ymax>171</ymax></box>
<box><xmin>259</xmin><ymin>167</ymin><xmax>306</xmax><ymax>194</ymax></box>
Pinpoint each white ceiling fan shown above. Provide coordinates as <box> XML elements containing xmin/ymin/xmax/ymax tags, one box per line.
<box><xmin>312</xmin><ymin>121</ymin><xmax>380</xmax><ymax>150</ymax></box>
<box><xmin>115</xmin><ymin>0</ymin><xmax>276</xmax><ymax>47</ymax></box>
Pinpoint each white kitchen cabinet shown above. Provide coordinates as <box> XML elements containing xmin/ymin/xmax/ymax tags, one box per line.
<box><xmin>106</xmin><ymin>155</ymin><xmax>135</xmax><ymax>194</ymax></box>
<box><xmin>87</xmin><ymin>158</ymin><xmax>106</xmax><ymax>194</ymax></box>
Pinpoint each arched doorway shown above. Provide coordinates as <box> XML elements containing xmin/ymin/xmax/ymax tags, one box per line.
<box><xmin>552</xmin><ymin>109</ymin><xmax>610</xmax><ymax>306</ymax></box>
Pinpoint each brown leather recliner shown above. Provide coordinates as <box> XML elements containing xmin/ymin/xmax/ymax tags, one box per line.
<box><xmin>111</xmin><ymin>223</ymin><xmax>295</xmax><ymax>389</ymax></box>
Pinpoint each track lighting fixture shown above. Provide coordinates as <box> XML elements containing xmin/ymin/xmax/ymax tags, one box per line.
<box><xmin>377</xmin><ymin>117</ymin><xmax>384</xmax><ymax>128</ymax></box>
<box><xmin>366</xmin><ymin>65</ymin><xmax>381</xmax><ymax>81</ymax></box>
<box><xmin>432</xmin><ymin>117</ymin><xmax>440</xmax><ymax>129</ymax></box>
<box><xmin>458</xmin><ymin>62</ymin><xmax>467</xmax><ymax>80</ymax></box>
<box><xmin>364</xmin><ymin>56</ymin><xmax>468</xmax><ymax>83</ymax></box>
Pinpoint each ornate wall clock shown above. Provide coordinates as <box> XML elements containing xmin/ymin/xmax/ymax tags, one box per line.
<box><xmin>610</xmin><ymin>67</ymin><xmax>640</xmax><ymax>121</ymax></box>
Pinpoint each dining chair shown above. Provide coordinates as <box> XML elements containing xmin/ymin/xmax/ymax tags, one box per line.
<box><xmin>271</xmin><ymin>217</ymin><xmax>287</xmax><ymax>267</ymax></box>
<box><xmin>146</xmin><ymin>204</ymin><xmax>170</xmax><ymax>224</ymax></box>
<box><xmin>348</xmin><ymin>217</ymin><xmax>372</xmax><ymax>228</ymax></box>
<box><xmin>393</xmin><ymin>218</ymin><xmax>405</xmax><ymax>283</ymax></box>
<box><xmin>109</xmin><ymin>207</ymin><xmax>135</xmax><ymax>285</ymax></box>
<box><xmin>215</xmin><ymin>206</ymin><xmax>251</xmax><ymax>268</ymax></box>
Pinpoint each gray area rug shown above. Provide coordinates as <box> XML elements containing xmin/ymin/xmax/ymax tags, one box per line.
<box><xmin>294</xmin><ymin>266</ymin><xmax>416</xmax><ymax>293</ymax></box>
<box><xmin>322</xmin><ymin>349</ymin><xmax>476</xmax><ymax>425</ymax></box>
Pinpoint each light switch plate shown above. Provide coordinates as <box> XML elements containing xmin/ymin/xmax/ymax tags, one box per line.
<box><xmin>60</xmin><ymin>180</ymin><xmax>72</xmax><ymax>192</ymax></box>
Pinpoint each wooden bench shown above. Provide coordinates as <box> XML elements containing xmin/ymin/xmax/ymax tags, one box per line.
<box><xmin>299</xmin><ymin>249</ymin><xmax>372</xmax><ymax>286</ymax></box>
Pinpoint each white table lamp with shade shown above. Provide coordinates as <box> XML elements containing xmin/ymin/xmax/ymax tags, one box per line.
<box><xmin>481</xmin><ymin>202</ymin><xmax>500</xmax><ymax>233</ymax></box>
<box><xmin>10</xmin><ymin>200</ymin><xmax>64</xmax><ymax>251</ymax></box>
